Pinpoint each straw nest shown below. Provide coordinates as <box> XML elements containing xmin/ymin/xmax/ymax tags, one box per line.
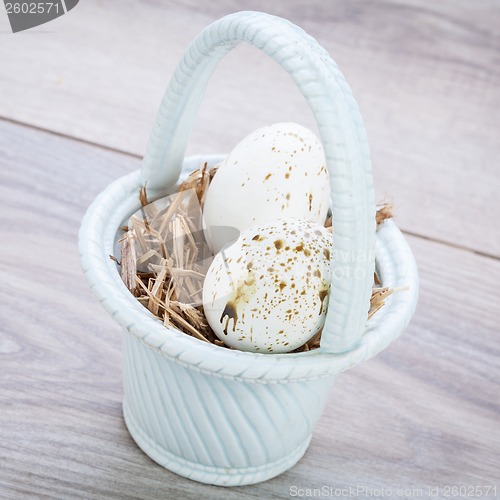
<box><xmin>113</xmin><ymin>163</ymin><xmax>395</xmax><ymax>352</ymax></box>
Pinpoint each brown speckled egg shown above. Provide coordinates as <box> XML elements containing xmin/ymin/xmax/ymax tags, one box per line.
<box><xmin>203</xmin><ymin>122</ymin><xmax>330</xmax><ymax>253</ymax></box>
<box><xmin>202</xmin><ymin>218</ymin><xmax>332</xmax><ymax>353</ymax></box>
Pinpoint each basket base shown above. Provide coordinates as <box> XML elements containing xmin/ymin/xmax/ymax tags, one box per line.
<box><xmin>123</xmin><ymin>400</ymin><xmax>311</xmax><ymax>486</ymax></box>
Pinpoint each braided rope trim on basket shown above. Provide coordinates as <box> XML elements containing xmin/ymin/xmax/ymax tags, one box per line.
<box><xmin>79</xmin><ymin>155</ymin><xmax>418</xmax><ymax>383</ymax></box>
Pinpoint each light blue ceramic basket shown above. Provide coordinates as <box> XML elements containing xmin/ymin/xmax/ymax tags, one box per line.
<box><xmin>79</xmin><ymin>11</ymin><xmax>418</xmax><ymax>486</ymax></box>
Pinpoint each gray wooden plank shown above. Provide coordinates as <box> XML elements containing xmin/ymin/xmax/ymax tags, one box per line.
<box><xmin>0</xmin><ymin>1</ymin><xmax>499</xmax><ymax>257</ymax></box>
<box><xmin>0</xmin><ymin>119</ymin><xmax>499</xmax><ymax>499</ymax></box>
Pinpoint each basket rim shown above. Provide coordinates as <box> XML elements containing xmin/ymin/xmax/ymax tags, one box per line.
<box><xmin>79</xmin><ymin>155</ymin><xmax>418</xmax><ymax>382</ymax></box>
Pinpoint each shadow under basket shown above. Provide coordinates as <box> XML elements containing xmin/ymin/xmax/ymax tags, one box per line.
<box><xmin>79</xmin><ymin>12</ymin><xmax>418</xmax><ymax>487</ymax></box>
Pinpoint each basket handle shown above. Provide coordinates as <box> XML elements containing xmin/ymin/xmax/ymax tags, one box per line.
<box><xmin>140</xmin><ymin>11</ymin><xmax>375</xmax><ymax>353</ymax></box>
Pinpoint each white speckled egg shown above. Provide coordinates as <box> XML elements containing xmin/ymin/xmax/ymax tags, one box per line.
<box><xmin>202</xmin><ymin>218</ymin><xmax>332</xmax><ymax>353</ymax></box>
<box><xmin>203</xmin><ymin>122</ymin><xmax>330</xmax><ymax>253</ymax></box>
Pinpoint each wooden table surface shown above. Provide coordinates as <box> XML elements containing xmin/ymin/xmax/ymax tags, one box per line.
<box><xmin>1</xmin><ymin>1</ymin><xmax>499</xmax><ymax>499</ymax></box>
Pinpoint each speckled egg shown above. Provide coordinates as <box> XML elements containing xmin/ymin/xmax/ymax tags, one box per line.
<box><xmin>202</xmin><ymin>218</ymin><xmax>332</xmax><ymax>353</ymax></box>
<box><xmin>203</xmin><ymin>122</ymin><xmax>330</xmax><ymax>253</ymax></box>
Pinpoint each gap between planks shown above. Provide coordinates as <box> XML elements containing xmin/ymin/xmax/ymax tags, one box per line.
<box><xmin>1</xmin><ymin>113</ymin><xmax>497</xmax><ymax>264</ymax></box>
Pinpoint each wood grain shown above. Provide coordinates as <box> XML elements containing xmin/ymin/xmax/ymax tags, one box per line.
<box><xmin>0</xmin><ymin>118</ymin><xmax>499</xmax><ymax>499</ymax></box>
<box><xmin>0</xmin><ymin>1</ymin><xmax>499</xmax><ymax>256</ymax></box>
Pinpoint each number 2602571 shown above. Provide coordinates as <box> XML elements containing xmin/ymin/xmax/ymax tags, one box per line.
<box><xmin>5</xmin><ymin>3</ymin><xmax>60</xmax><ymax>14</ymax></box>
<box><xmin>442</xmin><ymin>485</ymin><xmax>497</xmax><ymax>497</ymax></box>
